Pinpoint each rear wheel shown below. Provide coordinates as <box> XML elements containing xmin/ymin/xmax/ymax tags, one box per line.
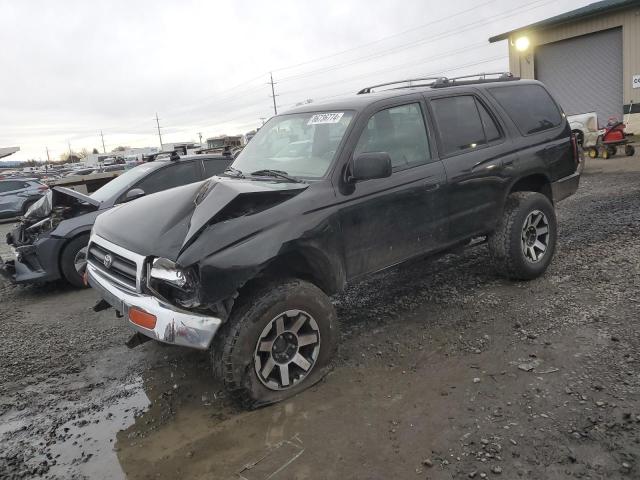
<box><xmin>588</xmin><ymin>147</ymin><xmax>598</xmax><ymax>158</ymax></box>
<box><xmin>601</xmin><ymin>147</ymin><xmax>610</xmax><ymax>160</ymax></box>
<box><xmin>60</xmin><ymin>234</ymin><xmax>90</xmax><ymax>288</ymax></box>
<box><xmin>489</xmin><ymin>192</ymin><xmax>557</xmax><ymax>280</ymax></box>
<box><xmin>625</xmin><ymin>145</ymin><xmax>635</xmax><ymax>156</ymax></box>
<box><xmin>215</xmin><ymin>279</ymin><xmax>339</xmax><ymax>408</ymax></box>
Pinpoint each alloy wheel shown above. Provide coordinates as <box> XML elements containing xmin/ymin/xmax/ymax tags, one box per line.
<box><xmin>254</xmin><ymin>310</ymin><xmax>321</xmax><ymax>391</ymax></box>
<box><xmin>521</xmin><ymin>210</ymin><xmax>549</xmax><ymax>263</ymax></box>
<box><xmin>74</xmin><ymin>246</ymin><xmax>88</xmax><ymax>275</ymax></box>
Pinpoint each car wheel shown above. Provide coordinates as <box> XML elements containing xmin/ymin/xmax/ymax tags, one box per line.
<box><xmin>215</xmin><ymin>278</ymin><xmax>339</xmax><ymax>409</ymax></box>
<box><xmin>625</xmin><ymin>145</ymin><xmax>635</xmax><ymax>157</ymax></box>
<box><xmin>60</xmin><ymin>234</ymin><xmax>90</xmax><ymax>288</ymax></box>
<box><xmin>488</xmin><ymin>192</ymin><xmax>557</xmax><ymax>280</ymax></box>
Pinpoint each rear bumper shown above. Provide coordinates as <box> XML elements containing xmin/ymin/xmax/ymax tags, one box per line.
<box><xmin>87</xmin><ymin>261</ymin><xmax>222</xmax><ymax>350</ymax></box>
<box><xmin>552</xmin><ymin>172</ymin><xmax>580</xmax><ymax>203</ymax></box>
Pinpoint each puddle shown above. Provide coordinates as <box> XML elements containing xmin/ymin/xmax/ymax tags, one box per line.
<box><xmin>0</xmin><ymin>375</ymin><xmax>149</xmax><ymax>479</ymax></box>
<box><xmin>45</xmin><ymin>378</ymin><xmax>150</xmax><ymax>479</ymax></box>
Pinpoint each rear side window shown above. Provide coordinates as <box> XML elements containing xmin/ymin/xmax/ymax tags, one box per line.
<box><xmin>203</xmin><ymin>158</ymin><xmax>231</xmax><ymax>177</ymax></box>
<box><xmin>489</xmin><ymin>84</ymin><xmax>562</xmax><ymax>135</ymax></box>
<box><xmin>354</xmin><ymin>103</ymin><xmax>431</xmax><ymax>171</ymax></box>
<box><xmin>0</xmin><ymin>181</ymin><xmax>26</xmax><ymax>192</ymax></box>
<box><xmin>135</xmin><ymin>161</ymin><xmax>201</xmax><ymax>196</ymax></box>
<box><xmin>431</xmin><ymin>95</ymin><xmax>502</xmax><ymax>155</ymax></box>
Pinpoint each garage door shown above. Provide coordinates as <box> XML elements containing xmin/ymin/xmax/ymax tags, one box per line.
<box><xmin>535</xmin><ymin>28</ymin><xmax>623</xmax><ymax>121</ymax></box>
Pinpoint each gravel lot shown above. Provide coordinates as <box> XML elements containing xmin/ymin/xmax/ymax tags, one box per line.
<box><xmin>1</xmin><ymin>155</ymin><xmax>640</xmax><ymax>479</ymax></box>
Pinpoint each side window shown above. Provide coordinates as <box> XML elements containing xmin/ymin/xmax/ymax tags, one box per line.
<box><xmin>431</xmin><ymin>96</ymin><xmax>488</xmax><ymax>155</ymax></box>
<box><xmin>0</xmin><ymin>181</ymin><xmax>25</xmax><ymax>192</ymax></box>
<box><xmin>478</xmin><ymin>102</ymin><xmax>501</xmax><ymax>142</ymax></box>
<box><xmin>489</xmin><ymin>84</ymin><xmax>562</xmax><ymax>135</ymax></box>
<box><xmin>135</xmin><ymin>161</ymin><xmax>200</xmax><ymax>196</ymax></box>
<box><xmin>203</xmin><ymin>158</ymin><xmax>231</xmax><ymax>177</ymax></box>
<box><xmin>354</xmin><ymin>103</ymin><xmax>431</xmax><ymax>171</ymax></box>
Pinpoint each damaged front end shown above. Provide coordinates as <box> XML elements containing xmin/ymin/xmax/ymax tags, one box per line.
<box><xmin>2</xmin><ymin>188</ymin><xmax>100</xmax><ymax>283</ymax></box>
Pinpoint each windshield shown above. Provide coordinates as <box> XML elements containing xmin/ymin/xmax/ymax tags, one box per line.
<box><xmin>90</xmin><ymin>162</ymin><xmax>160</xmax><ymax>203</ymax></box>
<box><xmin>231</xmin><ymin>111</ymin><xmax>354</xmax><ymax>178</ymax></box>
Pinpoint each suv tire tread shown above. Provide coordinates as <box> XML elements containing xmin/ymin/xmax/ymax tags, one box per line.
<box><xmin>489</xmin><ymin>192</ymin><xmax>557</xmax><ymax>280</ymax></box>
<box><xmin>214</xmin><ymin>278</ymin><xmax>339</xmax><ymax>409</ymax></box>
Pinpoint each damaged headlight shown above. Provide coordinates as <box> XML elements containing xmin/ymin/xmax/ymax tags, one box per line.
<box><xmin>149</xmin><ymin>257</ymin><xmax>187</xmax><ymax>287</ymax></box>
<box><xmin>147</xmin><ymin>258</ymin><xmax>201</xmax><ymax>309</ymax></box>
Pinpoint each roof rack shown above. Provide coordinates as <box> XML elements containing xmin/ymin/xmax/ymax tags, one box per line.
<box><xmin>432</xmin><ymin>72</ymin><xmax>519</xmax><ymax>88</ymax></box>
<box><xmin>357</xmin><ymin>77</ymin><xmax>445</xmax><ymax>94</ymax></box>
<box><xmin>357</xmin><ymin>72</ymin><xmax>519</xmax><ymax>94</ymax></box>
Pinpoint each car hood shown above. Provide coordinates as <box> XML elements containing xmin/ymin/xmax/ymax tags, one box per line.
<box><xmin>94</xmin><ymin>176</ymin><xmax>308</xmax><ymax>260</ymax></box>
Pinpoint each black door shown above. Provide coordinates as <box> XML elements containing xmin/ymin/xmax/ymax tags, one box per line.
<box><xmin>428</xmin><ymin>94</ymin><xmax>513</xmax><ymax>241</ymax></box>
<box><xmin>337</xmin><ymin>101</ymin><xmax>447</xmax><ymax>278</ymax></box>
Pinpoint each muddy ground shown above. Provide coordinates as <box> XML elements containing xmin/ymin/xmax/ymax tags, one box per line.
<box><xmin>1</xmin><ymin>156</ymin><xmax>640</xmax><ymax>480</ymax></box>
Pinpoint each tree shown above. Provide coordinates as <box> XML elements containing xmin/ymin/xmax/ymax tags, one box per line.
<box><xmin>59</xmin><ymin>151</ymin><xmax>82</xmax><ymax>163</ymax></box>
<box><xmin>78</xmin><ymin>148</ymin><xmax>90</xmax><ymax>158</ymax></box>
<box><xmin>112</xmin><ymin>146</ymin><xmax>129</xmax><ymax>152</ymax></box>
<box><xmin>92</xmin><ymin>148</ymin><xmax>99</xmax><ymax>154</ymax></box>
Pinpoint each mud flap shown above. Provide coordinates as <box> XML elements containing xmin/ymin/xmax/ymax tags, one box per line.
<box><xmin>125</xmin><ymin>332</ymin><xmax>151</xmax><ymax>349</ymax></box>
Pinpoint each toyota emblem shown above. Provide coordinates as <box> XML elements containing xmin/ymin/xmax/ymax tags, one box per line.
<box><xmin>103</xmin><ymin>254</ymin><xmax>113</xmax><ymax>269</ymax></box>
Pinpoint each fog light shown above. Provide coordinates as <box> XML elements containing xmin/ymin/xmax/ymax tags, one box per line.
<box><xmin>129</xmin><ymin>307</ymin><xmax>157</xmax><ymax>330</ymax></box>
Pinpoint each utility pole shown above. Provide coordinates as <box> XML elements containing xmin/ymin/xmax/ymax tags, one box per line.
<box><xmin>100</xmin><ymin>130</ymin><xmax>106</xmax><ymax>153</ymax></box>
<box><xmin>155</xmin><ymin>113</ymin><xmax>164</xmax><ymax>150</ymax></box>
<box><xmin>269</xmin><ymin>72</ymin><xmax>278</xmax><ymax>115</ymax></box>
<box><xmin>46</xmin><ymin>147</ymin><xmax>50</xmax><ymax>163</ymax></box>
<box><xmin>197</xmin><ymin>132</ymin><xmax>203</xmax><ymax>144</ymax></box>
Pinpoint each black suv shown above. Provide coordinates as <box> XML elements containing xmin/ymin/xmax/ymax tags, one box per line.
<box><xmin>87</xmin><ymin>75</ymin><xmax>580</xmax><ymax>407</ymax></box>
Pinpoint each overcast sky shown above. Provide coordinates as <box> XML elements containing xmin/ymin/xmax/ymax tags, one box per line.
<box><xmin>0</xmin><ymin>0</ymin><xmax>592</xmax><ymax>162</ymax></box>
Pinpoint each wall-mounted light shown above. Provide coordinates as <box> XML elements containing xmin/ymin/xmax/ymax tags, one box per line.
<box><xmin>515</xmin><ymin>36</ymin><xmax>530</xmax><ymax>52</ymax></box>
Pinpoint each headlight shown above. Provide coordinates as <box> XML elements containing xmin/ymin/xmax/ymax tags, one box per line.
<box><xmin>149</xmin><ymin>257</ymin><xmax>187</xmax><ymax>287</ymax></box>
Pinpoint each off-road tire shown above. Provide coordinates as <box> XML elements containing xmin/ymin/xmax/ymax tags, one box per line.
<box><xmin>60</xmin><ymin>234</ymin><xmax>89</xmax><ymax>288</ymax></box>
<box><xmin>214</xmin><ymin>278</ymin><xmax>339</xmax><ymax>409</ymax></box>
<box><xmin>489</xmin><ymin>192</ymin><xmax>557</xmax><ymax>280</ymax></box>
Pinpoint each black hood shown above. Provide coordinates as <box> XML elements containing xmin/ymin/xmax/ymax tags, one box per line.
<box><xmin>94</xmin><ymin>176</ymin><xmax>308</xmax><ymax>260</ymax></box>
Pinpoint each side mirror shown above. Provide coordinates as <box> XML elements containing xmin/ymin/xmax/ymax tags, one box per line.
<box><xmin>349</xmin><ymin>152</ymin><xmax>392</xmax><ymax>182</ymax></box>
<box><xmin>124</xmin><ymin>188</ymin><xmax>145</xmax><ymax>202</ymax></box>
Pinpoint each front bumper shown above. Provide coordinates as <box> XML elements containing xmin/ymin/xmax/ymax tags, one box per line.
<box><xmin>0</xmin><ymin>236</ymin><xmax>64</xmax><ymax>284</ymax></box>
<box><xmin>87</xmin><ymin>257</ymin><xmax>221</xmax><ymax>350</ymax></box>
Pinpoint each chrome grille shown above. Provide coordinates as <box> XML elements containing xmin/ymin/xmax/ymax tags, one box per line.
<box><xmin>87</xmin><ymin>236</ymin><xmax>145</xmax><ymax>291</ymax></box>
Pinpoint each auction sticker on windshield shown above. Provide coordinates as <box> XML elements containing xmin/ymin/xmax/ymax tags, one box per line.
<box><xmin>307</xmin><ymin>112</ymin><xmax>344</xmax><ymax>125</ymax></box>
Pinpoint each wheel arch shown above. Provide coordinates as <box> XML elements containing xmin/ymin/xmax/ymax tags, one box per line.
<box><xmin>508</xmin><ymin>173</ymin><xmax>553</xmax><ymax>204</ymax></box>
<box><xmin>57</xmin><ymin>230</ymin><xmax>91</xmax><ymax>274</ymax></box>
<box><xmin>240</xmin><ymin>246</ymin><xmax>345</xmax><ymax>299</ymax></box>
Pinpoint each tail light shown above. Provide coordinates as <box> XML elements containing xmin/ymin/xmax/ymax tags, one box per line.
<box><xmin>570</xmin><ymin>133</ymin><xmax>579</xmax><ymax>168</ymax></box>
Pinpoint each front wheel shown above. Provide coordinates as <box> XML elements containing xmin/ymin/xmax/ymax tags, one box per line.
<box><xmin>215</xmin><ymin>279</ymin><xmax>339</xmax><ymax>408</ymax></box>
<box><xmin>60</xmin><ymin>235</ymin><xmax>90</xmax><ymax>288</ymax></box>
<box><xmin>489</xmin><ymin>192</ymin><xmax>557</xmax><ymax>280</ymax></box>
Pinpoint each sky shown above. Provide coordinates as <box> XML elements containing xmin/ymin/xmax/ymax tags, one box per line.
<box><xmin>0</xmin><ymin>0</ymin><xmax>593</xmax><ymax>163</ymax></box>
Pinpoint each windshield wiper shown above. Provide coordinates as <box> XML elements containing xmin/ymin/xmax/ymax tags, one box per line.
<box><xmin>223</xmin><ymin>166</ymin><xmax>245</xmax><ymax>178</ymax></box>
<box><xmin>249</xmin><ymin>169</ymin><xmax>304</xmax><ymax>183</ymax></box>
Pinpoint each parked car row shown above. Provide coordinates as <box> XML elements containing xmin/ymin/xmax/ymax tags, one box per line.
<box><xmin>72</xmin><ymin>74</ymin><xmax>580</xmax><ymax>407</ymax></box>
<box><xmin>0</xmin><ymin>178</ymin><xmax>49</xmax><ymax>219</ymax></box>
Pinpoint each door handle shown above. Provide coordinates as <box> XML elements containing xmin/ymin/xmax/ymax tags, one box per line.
<box><xmin>503</xmin><ymin>159</ymin><xmax>514</xmax><ymax>167</ymax></box>
<box><xmin>424</xmin><ymin>183</ymin><xmax>440</xmax><ymax>192</ymax></box>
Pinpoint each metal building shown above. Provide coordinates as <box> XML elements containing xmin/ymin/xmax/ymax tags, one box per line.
<box><xmin>489</xmin><ymin>0</ymin><xmax>640</xmax><ymax>133</ymax></box>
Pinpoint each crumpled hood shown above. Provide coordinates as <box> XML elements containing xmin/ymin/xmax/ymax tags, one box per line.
<box><xmin>93</xmin><ymin>176</ymin><xmax>308</xmax><ymax>260</ymax></box>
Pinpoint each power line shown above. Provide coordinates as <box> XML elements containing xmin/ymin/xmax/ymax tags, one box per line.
<box><xmin>278</xmin><ymin>0</ymin><xmax>553</xmax><ymax>84</ymax></box>
<box><xmin>271</xmin><ymin>0</ymin><xmax>498</xmax><ymax>74</ymax></box>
